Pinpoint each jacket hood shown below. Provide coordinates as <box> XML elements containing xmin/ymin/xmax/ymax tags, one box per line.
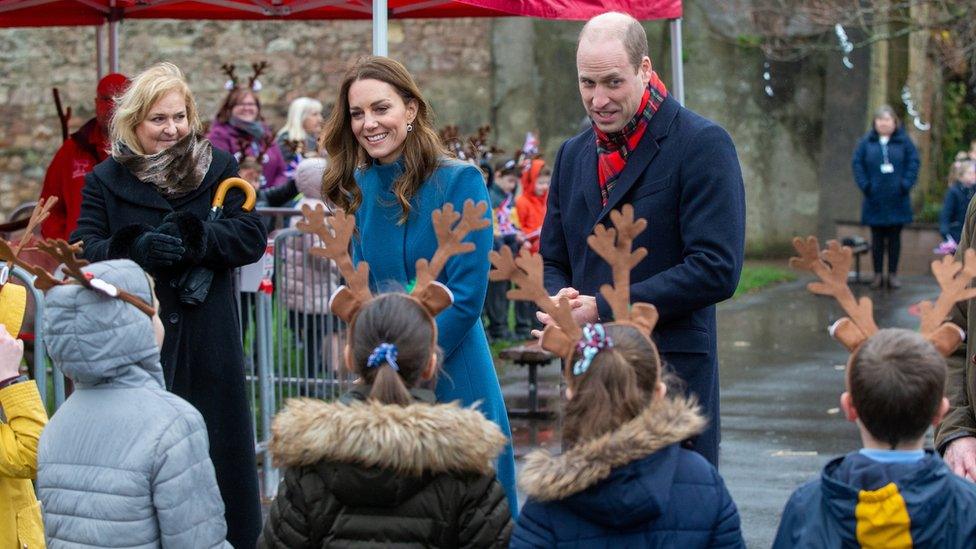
<box><xmin>43</xmin><ymin>259</ymin><xmax>163</xmax><ymax>387</ymax></box>
<box><xmin>820</xmin><ymin>451</ymin><xmax>952</xmax><ymax>546</ymax></box>
<box><xmin>294</xmin><ymin>157</ymin><xmax>327</xmax><ymax>199</ymax></box>
<box><xmin>519</xmin><ymin>396</ymin><xmax>705</xmax><ymax>528</ymax></box>
<box><xmin>519</xmin><ymin>159</ymin><xmax>548</xmax><ymax>206</ymax></box>
<box><xmin>71</xmin><ymin>118</ymin><xmax>109</xmax><ymax>161</ymax></box>
<box><xmin>268</xmin><ymin>397</ymin><xmax>507</xmax><ymax>476</ymax></box>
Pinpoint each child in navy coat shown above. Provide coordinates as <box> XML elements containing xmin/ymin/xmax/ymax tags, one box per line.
<box><xmin>511</xmin><ymin>322</ymin><xmax>744</xmax><ymax>548</ymax></box>
<box><xmin>940</xmin><ymin>158</ymin><xmax>976</xmax><ymax>246</ymax></box>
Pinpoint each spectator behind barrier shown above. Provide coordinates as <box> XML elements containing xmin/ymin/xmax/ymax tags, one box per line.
<box><xmin>36</xmin><ymin>259</ymin><xmax>230</xmax><ymax>548</ymax></box>
<box><xmin>774</xmin><ymin>329</ymin><xmax>976</xmax><ymax>548</ymax></box>
<box><xmin>282</xmin><ymin>157</ymin><xmax>343</xmax><ymax>384</ymax></box>
<box><xmin>0</xmin><ymin>286</ymin><xmax>48</xmax><ymax>549</ymax></box>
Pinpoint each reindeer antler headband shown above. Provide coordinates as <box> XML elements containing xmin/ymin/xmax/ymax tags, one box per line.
<box><xmin>0</xmin><ymin>199</ymin><xmax>155</xmax><ymax>317</ymax></box>
<box><xmin>296</xmin><ymin>200</ymin><xmax>490</xmax><ymax>323</ymax></box>
<box><xmin>790</xmin><ymin>236</ymin><xmax>976</xmax><ymax>356</ymax></box>
<box><xmin>489</xmin><ymin>204</ymin><xmax>659</xmax><ymax>363</ymax></box>
<box><xmin>222</xmin><ymin>61</ymin><xmax>268</xmax><ymax>92</ymax></box>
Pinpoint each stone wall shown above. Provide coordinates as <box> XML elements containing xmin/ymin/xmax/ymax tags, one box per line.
<box><xmin>0</xmin><ymin>17</ymin><xmax>493</xmax><ymax>215</ymax></box>
<box><xmin>0</xmin><ymin>3</ymin><xmax>875</xmax><ymax>255</ymax></box>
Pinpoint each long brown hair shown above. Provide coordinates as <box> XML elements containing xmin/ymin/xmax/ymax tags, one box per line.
<box><xmin>348</xmin><ymin>293</ymin><xmax>438</xmax><ymax>406</ymax></box>
<box><xmin>562</xmin><ymin>324</ymin><xmax>662</xmax><ymax>446</ymax></box>
<box><xmin>321</xmin><ymin>56</ymin><xmax>447</xmax><ymax>223</ymax></box>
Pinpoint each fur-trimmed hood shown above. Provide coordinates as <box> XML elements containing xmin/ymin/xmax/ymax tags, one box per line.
<box><xmin>269</xmin><ymin>397</ymin><xmax>508</xmax><ymax>476</ymax></box>
<box><xmin>519</xmin><ymin>396</ymin><xmax>706</xmax><ymax>502</ymax></box>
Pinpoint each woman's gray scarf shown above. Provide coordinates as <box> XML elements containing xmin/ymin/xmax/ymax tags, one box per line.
<box><xmin>114</xmin><ymin>133</ymin><xmax>213</xmax><ymax>199</ymax></box>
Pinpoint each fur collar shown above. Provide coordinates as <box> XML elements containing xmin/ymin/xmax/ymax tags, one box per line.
<box><xmin>269</xmin><ymin>398</ymin><xmax>507</xmax><ymax>476</ymax></box>
<box><xmin>519</xmin><ymin>396</ymin><xmax>706</xmax><ymax>501</ymax></box>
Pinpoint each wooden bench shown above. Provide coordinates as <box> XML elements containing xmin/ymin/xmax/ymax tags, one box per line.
<box><xmin>498</xmin><ymin>344</ymin><xmax>557</xmax><ymax>419</ymax></box>
<box><xmin>841</xmin><ymin>236</ymin><xmax>870</xmax><ymax>283</ymax></box>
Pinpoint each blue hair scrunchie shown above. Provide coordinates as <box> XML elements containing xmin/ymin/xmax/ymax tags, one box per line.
<box><xmin>573</xmin><ymin>323</ymin><xmax>613</xmax><ymax>376</ymax></box>
<box><xmin>367</xmin><ymin>343</ymin><xmax>399</xmax><ymax>371</ymax></box>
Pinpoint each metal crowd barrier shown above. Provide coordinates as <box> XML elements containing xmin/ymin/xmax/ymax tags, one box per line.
<box><xmin>8</xmin><ymin>265</ymin><xmax>65</xmax><ymax>413</ymax></box>
<box><xmin>243</xmin><ymin>222</ymin><xmax>352</xmax><ymax>497</ymax></box>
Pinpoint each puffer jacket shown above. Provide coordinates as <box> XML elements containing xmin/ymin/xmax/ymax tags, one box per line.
<box><xmin>511</xmin><ymin>397</ymin><xmax>744</xmax><ymax>548</ymax></box>
<box><xmin>282</xmin><ymin>162</ymin><xmax>340</xmax><ymax>314</ymax></box>
<box><xmin>258</xmin><ymin>388</ymin><xmax>513</xmax><ymax>548</ymax></box>
<box><xmin>1</xmin><ymin>380</ymin><xmax>48</xmax><ymax>549</ymax></box>
<box><xmin>36</xmin><ymin>259</ymin><xmax>230</xmax><ymax>548</ymax></box>
<box><xmin>773</xmin><ymin>451</ymin><xmax>976</xmax><ymax>548</ymax></box>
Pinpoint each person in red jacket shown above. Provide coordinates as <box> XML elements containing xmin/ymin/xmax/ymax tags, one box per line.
<box><xmin>39</xmin><ymin>73</ymin><xmax>130</xmax><ymax>240</ymax></box>
<box><xmin>515</xmin><ymin>159</ymin><xmax>550</xmax><ymax>254</ymax></box>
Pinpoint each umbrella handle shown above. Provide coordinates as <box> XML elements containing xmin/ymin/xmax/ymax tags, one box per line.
<box><xmin>212</xmin><ymin>177</ymin><xmax>257</xmax><ymax>212</ymax></box>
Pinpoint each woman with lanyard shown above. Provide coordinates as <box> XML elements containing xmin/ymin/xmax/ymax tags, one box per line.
<box><xmin>852</xmin><ymin>105</ymin><xmax>920</xmax><ymax>289</ymax></box>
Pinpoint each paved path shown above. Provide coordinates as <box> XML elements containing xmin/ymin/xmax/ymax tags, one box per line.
<box><xmin>500</xmin><ymin>274</ymin><xmax>943</xmax><ymax>548</ymax></box>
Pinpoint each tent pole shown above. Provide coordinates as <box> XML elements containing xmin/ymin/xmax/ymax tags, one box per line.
<box><xmin>96</xmin><ymin>24</ymin><xmax>104</xmax><ymax>80</ymax></box>
<box><xmin>109</xmin><ymin>19</ymin><xmax>119</xmax><ymax>73</ymax></box>
<box><xmin>372</xmin><ymin>0</ymin><xmax>388</xmax><ymax>56</ymax></box>
<box><xmin>669</xmin><ymin>18</ymin><xmax>684</xmax><ymax>105</ymax></box>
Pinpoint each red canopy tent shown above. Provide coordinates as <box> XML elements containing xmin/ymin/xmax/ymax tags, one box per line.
<box><xmin>0</xmin><ymin>0</ymin><xmax>685</xmax><ymax>101</ymax></box>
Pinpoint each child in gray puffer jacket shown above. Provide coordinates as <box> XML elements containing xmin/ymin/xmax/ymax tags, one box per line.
<box><xmin>36</xmin><ymin>259</ymin><xmax>231</xmax><ymax>548</ymax></box>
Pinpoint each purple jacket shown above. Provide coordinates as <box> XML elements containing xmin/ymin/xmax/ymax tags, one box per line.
<box><xmin>207</xmin><ymin>120</ymin><xmax>287</xmax><ymax>188</ymax></box>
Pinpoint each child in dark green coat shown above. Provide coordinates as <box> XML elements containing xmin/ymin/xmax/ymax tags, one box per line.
<box><xmin>258</xmin><ymin>293</ymin><xmax>512</xmax><ymax>548</ymax></box>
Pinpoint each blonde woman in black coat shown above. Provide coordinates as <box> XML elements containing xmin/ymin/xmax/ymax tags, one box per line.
<box><xmin>71</xmin><ymin>62</ymin><xmax>266</xmax><ymax>549</ymax></box>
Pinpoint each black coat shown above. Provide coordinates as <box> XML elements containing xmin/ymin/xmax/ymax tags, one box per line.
<box><xmin>71</xmin><ymin>148</ymin><xmax>266</xmax><ymax>549</ymax></box>
<box><xmin>258</xmin><ymin>389</ymin><xmax>513</xmax><ymax>548</ymax></box>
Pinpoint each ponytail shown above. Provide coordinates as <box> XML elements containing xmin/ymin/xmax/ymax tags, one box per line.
<box><xmin>369</xmin><ymin>362</ymin><xmax>413</xmax><ymax>406</ymax></box>
<box><xmin>562</xmin><ymin>323</ymin><xmax>662</xmax><ymax>447</ymax></box>
<box><xmin>563</xmin><ymin>349</ymin><xmax>644</xmax><ymax>446</ymax></box>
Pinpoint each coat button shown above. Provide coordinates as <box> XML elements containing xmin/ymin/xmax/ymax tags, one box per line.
<box><xmin>170</xmin><ymin>279</ymin><xmax>179</xmax><ymax>288</ymax></box>
<box><xmin>168</xmin><ymin>313</ymin><xmax>180</xmax><ymax>324</ymax></box>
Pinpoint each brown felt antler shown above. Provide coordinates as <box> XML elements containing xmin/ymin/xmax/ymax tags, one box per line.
<box><xmin>488</xmin><ymin>246</ymin><xmax>582</xmax><ymax>361</ymax></box>
<box><xmin>249</xmin><ymin>61</ymin><xmax>268</xmax><ymax>90</ymax></box>
<box><xmin>790</xmin><ymin>236</ymin><xmax>878</xmax><ymax>351</ymax></box>
<box><xmin>4</xmin><ymin>197</ymin><xmax>58</xmax><ymax>272</ymax></box>
<box><xmin>587</xmin><ymin>205</ymin><xmax>648</xmax><ymax>319</ymax></box>
<box><xmin>412</xmin><ymin>200</ymin><xmax>491</xmax><ymax>316</ymax></box>
<box><xmin>296</xmin><ymin>203</ymin><xmax>371</xmax><ymax>323</ymax></box>
<box><xmin>25</xmin><ymin>238</ymin><xmax>156</xmax><ymax>316</ymax></box>
<box><xmin>221</xmin><ymin>63</ymin><xmax>239</xmax><ymax>88</ymax></box>
<box><xmin>917</xmin><ymin>249</ymin><xmax>976</xmax><ymax>356</ymax></box>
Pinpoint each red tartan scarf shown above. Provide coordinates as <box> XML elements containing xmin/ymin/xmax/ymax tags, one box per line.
<box><xmin>594</xmin><ymin>71</ymin><xmax>668</xmax><ymax>206</ymax></box>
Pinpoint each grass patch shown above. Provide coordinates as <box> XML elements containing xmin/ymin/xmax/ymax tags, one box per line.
<box><xmin>734</xmin><ymin>265</ymin><xmax>796</xmax><ymax>297</ymax></box>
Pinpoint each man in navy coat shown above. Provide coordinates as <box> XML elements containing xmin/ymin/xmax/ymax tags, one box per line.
<box><xmin>540</xmin><ymin>11</ymin><xmax>746</xmax><ymax>465</ymax></box>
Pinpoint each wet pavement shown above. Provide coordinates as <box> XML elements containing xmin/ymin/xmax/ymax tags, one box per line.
<box><xmin>499</xmin><ymin>273</ymin><xmax>942</xmax><ymax>548</ymax></box>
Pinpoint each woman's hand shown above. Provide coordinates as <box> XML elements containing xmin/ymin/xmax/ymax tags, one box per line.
<box><xmin>0</xmin><ymin>324</ymin><xmax>25</xmax><ymax>381</ymax></box>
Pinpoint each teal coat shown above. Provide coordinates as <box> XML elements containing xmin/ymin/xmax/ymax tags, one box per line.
<box><xmin>352</xmin><ymin>158</ymin><xmax>517</xmax><ymax>514</ymax></box>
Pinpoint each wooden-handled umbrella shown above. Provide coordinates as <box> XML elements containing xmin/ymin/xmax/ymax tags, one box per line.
<box><xmin>177</xmin><ymin>177</ymin><xmax>257</xmax><ymax>306</ymax></box>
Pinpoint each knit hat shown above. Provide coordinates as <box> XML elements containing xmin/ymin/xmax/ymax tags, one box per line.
<box><xmin>0</xmin><ymin>282</ymin><xmax>27</xmax><ymax>338</ymax></box>
<box><xmin>97</xmin><ymin>73</ymin><xmax>130</xmax><ymax>97</ymax></box>
<box><xmin>294</xmin><ymin>157</ymin><xmax>327</xmax><ymax>199</ymax></box>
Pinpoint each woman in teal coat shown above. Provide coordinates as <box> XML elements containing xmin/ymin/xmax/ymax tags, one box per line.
<box><xmin>320</xmin><ymin>56</ymin><xmax>517</xmax><ymax>513</ymax></box>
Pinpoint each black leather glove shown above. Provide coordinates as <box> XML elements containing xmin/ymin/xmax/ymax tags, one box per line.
<box><xmin>130</xmin><ymin>232</ymin><xmax>184</xmax><ymax>270</ymax></box>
